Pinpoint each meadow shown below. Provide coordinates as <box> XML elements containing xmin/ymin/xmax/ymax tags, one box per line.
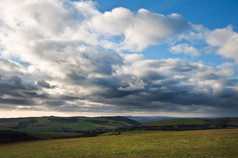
<box><xmin>0</xmin><ymin>129</ymin><xmax>237</xmax><ymax>158</ymax></box>
<box><xmin>0</xmin><ymin>116</ymin><xmax>139</xmax><ymax>140</ymax></box>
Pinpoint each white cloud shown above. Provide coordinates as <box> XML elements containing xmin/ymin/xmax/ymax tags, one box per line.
<box><xmin>122</xmin><ymin>10</ymin><xmax>190</xmax><ymax>51</ymax></box>
<box><xmin>87</xmin><ymin>8</ymin><xmax>190</xmax><ymax>52</ymax></box>
<box><xmin>89</xmin><ymin>7</ymin><xmax>133</xmax><ymax>35</ymax></box>
<box><xmin>169</xmin><ymin>43</ymin><xmax>200</xmax><ymax>56</ymax></box>
<box><xmin>73</xmin><ymin>0</ymin><xmax>99</xmax><ymax>18</ymax></box>
<box><xmin>123</xmin><ymin>54</ymin><xmax>144</xmax><ymax>64</ymax></box>
<box><xmin>206</xmin><ymin>26</ymin><xmax>238</xmax><ymax>62</ymax></box>
<box><xmin>0</xmin><ymin>0</ymin><xmax>191</xmax><ymax>68</ymax></box>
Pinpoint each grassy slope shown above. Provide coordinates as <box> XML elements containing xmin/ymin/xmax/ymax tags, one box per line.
<box><xmin>0</xmin><ymin>129</ymin><xmax>237</xmax><ymax>158</ymax></box>
<box><xmin>0</xmin><ymin>116</ymin><xmax>139</xmax><ymax>140</ymax></box>
<box><xmin>141</xmin><ymin>117</ymin><xmax>238</xmax><ymax>127</ymax></box>
<box><xmin>0</xmin><ymin>116</ymin><xmax>138</xmax><ymax>132</ymax></box>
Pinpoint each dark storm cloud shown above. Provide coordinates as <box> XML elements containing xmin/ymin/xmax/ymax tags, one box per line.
<box><xmin>52</xmin><ymin>53</ymin><xmax>238</xmax><ymax>114</ymax></box>
<box><xmin>1</xmin><ymin>50</ymin><xmax>238</xmax><ymax>115</ymax></box>
<box><xmin>82</xmin><ymin>58</ymin><xmax>238</xmax><ymax>113</ymax></box>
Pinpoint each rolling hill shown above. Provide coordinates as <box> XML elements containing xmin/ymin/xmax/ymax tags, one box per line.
<box><xmin>140</xmin><ymin>117</ymin><xmax>238</xmax><ymax>130</ymax></box>
<box><xmin>1</xmin><ymin>116</ymin><xmax>238</xmax><ymax>143</ymax></box>
<box><xmin>0</xmin><ymin>116</ymin><xmax>139</xmax><ymax>132</ymax></box>
<box><xmin>0</xmin><ymin>116</ymin><xmax>139</xmax><ymax>142</ymax></box>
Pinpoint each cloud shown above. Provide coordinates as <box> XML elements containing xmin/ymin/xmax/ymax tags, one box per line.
<box><xmin>0</xmin><ymin>0</ymin><xmax>237</xmax><ymax>116</ymax></box>
<box><xmin>88</xmin><ymin>7</ymin><xmax>190</xmax><ymax>51</ymax></box>
<box><xmin>206</xmin><ymin>26</ymin><xmax>238</xmax><ymax>62</ymax></box>
<box><xmin>37</xmin><ymin>80</ymin><xmax>51</xmax><ymax>88</ymax></box>
<box><xmin>169</xmin><ymin>43</ymin><xmax>200</xmax><ymax>56</ymax></box>
<box><xmin>123</xmin><ymin>11</ymin><xmax>190</xmax><ymax>52</ymax></box>
<box><xmin>0</xmin><ymin>0</ymin><xmax>191</xmax><ymax>64</ymax></box>
<box><xmin>89</xmin><ymin>7</ymin><xmax>133</xmax><ymax>35</ymax></box>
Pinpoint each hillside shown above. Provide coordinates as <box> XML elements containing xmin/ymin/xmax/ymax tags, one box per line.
<box><xmin>0</xmin><ymin>116</ymin><xmax>139</xmax><ymax>131</ymax></box>
<box><xmin>0</xmin><ymin>116</ymin><xmax>139</xmax><ymax>141</ymax></box>
<box><xmin>140</xmin><ymin>117</ymin><xmax>238</xmax><ymax>130</ymax></box>
<box><xmin>0</xmin><ymin>129</ymin><xmax>237</xmax><ymax>158</ymax></box>
<box><xmin>142</xmin><ymin>118</ymin><xmax>207</xmax><ymax>126</ymax></box>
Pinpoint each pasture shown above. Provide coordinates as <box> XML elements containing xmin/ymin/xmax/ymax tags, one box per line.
<box><xmin>0</xmin><ymin>129</ymin><xmax>237</xmax><ymax>158</ymax></box>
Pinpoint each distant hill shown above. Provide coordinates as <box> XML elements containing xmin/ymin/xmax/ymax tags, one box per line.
<box><xmin>142</xmin><ymin>118</ymin><xmax>206</xmax><ymax>126</ymax></box>
<box><xmin>125</xmin><ymin>116</ymin><xmax>176</xmax><ymax>123</ymax></box>
<box><xmin>140</xmin><ymin>117</ymin><xmax>238</xmax><ymax>130</ymax></box>
<box><xmin>0</xmin><ymin>116</ymin><xmax>139</xmax><ymax>141</ymax></box>
<box><xmin>141</xmin><ymin>117</ymin><xmax>238</xmax><ymax>126</ymax></box>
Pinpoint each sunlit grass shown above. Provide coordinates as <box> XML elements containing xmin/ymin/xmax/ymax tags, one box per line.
<box><xmin>0</xmin><ymin>129</ymin><xmax>237</xmax><ymax>158</ymax></box>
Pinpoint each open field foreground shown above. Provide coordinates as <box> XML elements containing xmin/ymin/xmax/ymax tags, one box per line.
<box><xmin>0</xmin><ymin>129</ymin><xmax>238</xmax><ymax>158</ymax></box>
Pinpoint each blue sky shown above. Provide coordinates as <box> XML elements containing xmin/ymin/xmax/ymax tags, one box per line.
<box><xmin>95</xmin><ymin>0</ymin><xmax>238</xmax><ymax>66</ymax></box>
<box><xmin>0</xmin><ymin>0</ymin><xmax>238</xmax><ymax>117</ymax></box>
<box><xmin>96</xmin><ymin>0</ymin><xmax>238</xmax><ymax>30</ymax></box>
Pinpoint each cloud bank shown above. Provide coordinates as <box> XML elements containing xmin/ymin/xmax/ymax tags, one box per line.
<box><xmin>0</xmin><ymin>0</ymin><xmax>238</xmax><ymax>116</ymax></box>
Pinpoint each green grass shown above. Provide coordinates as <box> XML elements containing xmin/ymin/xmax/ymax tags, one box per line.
<box><xmin>0</xmin><ymin>116</ymin><xmax>138</xmax><ymax>133</ymax></box>
<box><xmin>76</xmin><ymin>119</ymin><xmax>106</xmax><ymax>130</ymax></box>
<box><xmin>53</xmin><ymin>120</ymin><xmax>98</xmax><ymax>131</ymax></box>
<box><xmin>33</xmin><ymin>117</ymin><xmax>53</xmax><ymax>125</ymax></box>
<box><xmin>0</xmin><ymin>129</ymin><xmax>237</xmax><ymax>158</ymax></box>
<box><xmin>142</xmin><ymin>118</ymin><xmax>207</xmax><ymax>126</ymax></box>
<box><xmin>54</xmin><ymin>119</ymin><xmax>117</xmax><ymax>131</ymax></box>
<box><xmin>17</xmin><ymin>125</ymin><xmax>63</xmax><ymax>133</ymax></box>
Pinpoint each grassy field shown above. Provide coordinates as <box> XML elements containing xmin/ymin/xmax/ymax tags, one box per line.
<box><xmin>0</xmin><ymin>129</ymin><xmax>237</xmax><ymax>158</ymax></box>
<box><xmin>0</xmin><ymin>116</ymin><xmax>139</xmax><ymax>140</ymax></box>
<box><xmin>0</xmin><ymin>116</ymin><xmax>138</xmax><ymax>132</ymax></box>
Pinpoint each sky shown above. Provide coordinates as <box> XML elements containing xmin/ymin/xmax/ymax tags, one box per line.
<box><xmin>0</xmin><ymin>0</ymin><xmax>238</xmax><ymax>118</ymax></box>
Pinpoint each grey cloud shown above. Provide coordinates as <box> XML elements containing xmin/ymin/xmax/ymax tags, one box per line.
<box><xmin>37</xmin><ymin>80</ymin><xmax>51</xmax><ymax>88</ymax></box>
<box><xmin>81</xmin><ymin>57</ymin><xmax>238</xmax><ymax>113</ymax></box>
<box><xmin>0</xmin><ymin>98</ymin><xmax>35</xmax><ymax>105</ymax></box>
<box><xmin>0</xmin><ymin>75</ymin><xmax>37</xmax><ymax>92</ymax></box>
<box><xmin>0</xmin><ymin>58</ymin><xmax>51</xmax><ymax>109</ymax></box>
<box><xmin>21</xmin><ymin>92</ymin><xmax>49</xmax><ymax>99</ymax></box>
<box><xmin>1</xmin><ymin>48</ymin><xmax>238</xmax><ymax>115</ymax></box>
<box><xmin>44</xmin><ymin>100</ymin><xmax>66</xmax><ymax>106</ymax></box>
<box><xmin>66</xmin><ymin>51</ymin><xmax>123</xmax><ymax>85</ymax></box>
